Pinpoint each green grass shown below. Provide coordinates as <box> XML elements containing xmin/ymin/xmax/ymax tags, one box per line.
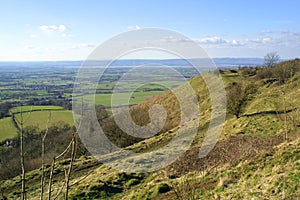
<box><xmin>93</xmin><ymin>91</ymin><xmax>165</xmax><ymax>106</ymax></box>
<box><xmin>201</xmin><ymin>138</ymin><xmax>300</xmax><ymax>199</ymax></box>
<box><xmin>14</xmin><ymin>110</ymin><xmax>74</xmax><ymax>130</ymax></box>
<box><xmin>220</xmin><ymin>70</ymin><xmax>241</xmax><ymax>86</ymax></box>
<box><xmin>10</xmin><ymin>105</ymin><xmax>63</xmax><ymax>114</ymax></box>
<box><xmin>94</xmin><ymin>81</ymin><xmax>182</xmax><ymax>107</ymax></box>
<box><xmin>0</xmin><ymin>117</ymin><xmax>18</xmax><ymax>141</ymax></box>
<box><xmin>0</xmin><ymin>106</ymin><xmax>70</xmax><ymax>141</ymax></box>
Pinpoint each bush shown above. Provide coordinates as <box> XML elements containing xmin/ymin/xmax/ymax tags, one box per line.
<box><xmin>272</xmin><ymin>62</ymin><xmax>297</xmax><ymax>84</ymax></box>
<box><xmin>157</xmin><ymin>183</ymin><xmax>171</xmax><ymax>194</ymax></box>
<box><xmin>256</xmin><ymin>67</ymin><xmax>271</xmax><ymax>80</ymax></box>
<box><xmin>227</xmin><ymin>82</ymin><xmax>257</xmax><ymax>118</ymax></box>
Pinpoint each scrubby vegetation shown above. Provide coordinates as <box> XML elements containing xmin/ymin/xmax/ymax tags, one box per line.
<box><xmin>1</xmin><ymin>59</ymin><xmax>300</xmax><ymax>199</ymax></box>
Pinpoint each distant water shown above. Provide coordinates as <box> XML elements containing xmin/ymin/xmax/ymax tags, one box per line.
<box><xmin>0</xmin><ymin>58</ymin><xmax>265</xmax><ymax>69</ymax></box>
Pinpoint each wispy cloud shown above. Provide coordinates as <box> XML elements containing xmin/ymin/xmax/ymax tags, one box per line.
<box><xmin>198</xmin><ymin>37</ymin><xmax>227</xmax><ymax>45</ymax></box>
<box><xmin>160</xmin><ymin>35</ymin><xmax>243</xmax><ymax>47</ymax></box>
<box><xmin>24</xmin><ymin>45</ymin><xmax>37</xmax><ymax>50</ymax></box>
<box><xmin>260</xmin><ymin>30</ymin><xmax>274</xmax><ymax>35</ymax></box>
<box><xmin>198</xmin><ymin>30</ymin><xmax>300</xmax><ymax>58</ymax></box>
<box><xmin>61</xmin><ymin>33</ymin><xmax>73</xmax><ymax>38</ymax></box>
<box><xmin>39</xmin><ymin>24</ymin><xmax>67</xmax><ymax>32</ymax></box>
<box><xmin>127</xmin><ymin>25</ymin><xmax>141</xmax><ymax>31</ymax></box>
<box><xmin>197</xmin><ymin>30</ymin><xmax>300</xmax><ymax>49</ymax></box>
<box><xmin>195</xmin><ymin>36</ymin><xmax>243</xmax><ymax>47</ymax></box>
<box><xmin>30</xmin><ymin>34</ymin><xmax>37</xmax><ymax>38</ymax></box>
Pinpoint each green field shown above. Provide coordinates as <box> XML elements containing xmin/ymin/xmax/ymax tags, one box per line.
<box><xmin>0</xmin><ymin>117</ymin><xmax>18</xmax><ymax>141</ymax></box>
<box><xmin>14</xmin><ymin>110</ymin><xmax>74</xmax><ymax>130</ymax></box>
<box><xmin>10</xmin><ymin>105</ymin><xmax>63</xmax><ymax>114</ymax></box>
<box><xmin>93</xmin><ymin>91</ymin><xmax>165</xmax><ymax>106</ymax></box>
<box><xmin>0</xmin><ymin>106</ymin><xmax>74</xmax><ymax>142</ymax></box>
<box><xmin>96</xmin><ymin>81</ymin><xmax>181</xmax><ymax>92</ymax></box>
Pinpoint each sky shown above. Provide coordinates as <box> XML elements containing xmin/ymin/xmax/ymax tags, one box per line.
<box><xmin>1</xmin><ymin>0</ymin><xmax>300</xmax><ymax>61</ymax></box>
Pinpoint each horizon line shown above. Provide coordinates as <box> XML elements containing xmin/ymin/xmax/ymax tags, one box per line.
<box><xmin>0</xmin><ymin>57</ymin><xmax>294</xmax><ymax>63</ymax></box>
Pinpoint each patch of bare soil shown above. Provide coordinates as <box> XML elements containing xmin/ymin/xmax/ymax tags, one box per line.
<box><xmin>166</xmin><ymin>134</ymin><xmax>286</xmax><ymax>178</ymax></box>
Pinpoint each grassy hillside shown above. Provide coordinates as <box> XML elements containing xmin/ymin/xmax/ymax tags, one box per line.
<box><xmin>94</xmin><ymin>91</ymin><xmax>165</xmax><ymax>107</ymax></box>
<box><xmin>1</xmin><ymin>59</ymin><xmax>300</xmax><ymax>199</ymax></box>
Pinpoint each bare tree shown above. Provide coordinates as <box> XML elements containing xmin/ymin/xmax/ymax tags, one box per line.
<box><xmin>40</xmin><ymin>112</ymin><xmax>52</xmax><ymax>200</ymax></box>
<box><xmin>265</xmin><ymin>52</ymin><xmax>280</xmax><ymax>67</ymax></box>
<box><xmin>47</xmin><ymin>100</ymin><xmax>83</xmax><ymax>200</ymax></box>
<box><xmin>282</xmin><ymin>84</ymin><xmax>288</xmax><ymax>141</ymax></box>
<box><xmin>227</xmin><ymin>82</ymin><xmax>257</xmax><ymax>118</ymax></box>
<box><xmin>47</xmin><ymin>141</ymin><xmax>72</xmax><ymax>200</ymax></box>
<box><xmin>64</xmin><ymin>100</ymin><xmax>83</xmax><ymax>199</ymax></box>
<box><xmin>47</xmin><ymin>157</ymin><xmax>55</xmax><ymax>200</ymax></box>
<box><xmin>64</xmin><ymin>130</ymin><xmax>78</xmax><ymax>199</ymax></box>
<box><xmin>15</xmin><ymin>102</ymin><xmax>29</xmax><ymax>200</ymax></box>
<box><xmin>264</xmin><ymin>52</ymin><xmax>280</xmax><ymax>79</ymax></box>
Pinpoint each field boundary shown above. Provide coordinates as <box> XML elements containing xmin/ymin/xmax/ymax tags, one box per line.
<box><xmin>11</xmin><ymin>114</ymin><xmax>21</xmax><ymax>133</ymax></box>
<box><xmin>10</xmin><ymin>108</ymin><xmax>64</xmax><ymax>115</ymax></box>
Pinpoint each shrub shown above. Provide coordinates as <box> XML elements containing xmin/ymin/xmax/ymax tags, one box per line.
<box><xmin>239</xmin><ymin>66</ymin><xmax>257</xmax><ymax>77</ymax></box>
<box><xmin>157</xmin><ymin>183</ymin><xmax>171</xmax><ymax>194</ymax></box>
<box><xmin>227</xmin><ymin>82</ymin><xmax>257</xmax><ymax>118</ymax></box>
<box><xmin>272</xmin><ymin>62</ymin><xmax>297</xmax><ymax>84</ymax></box>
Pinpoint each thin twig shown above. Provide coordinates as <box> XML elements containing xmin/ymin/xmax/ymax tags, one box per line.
<box><xmin>47</xmin><ymin>157</ymin><xmax>55</xmax><ymax>200</ymax></box>
<box><xmin>40</xmin><ymin>111</ymin><xmax>51</xmax><ymax>200</ymax></box>
<box><xmin>69</xmin><ymin>169</ymin><xmax>95</xmax><ymax>187</ymax></box>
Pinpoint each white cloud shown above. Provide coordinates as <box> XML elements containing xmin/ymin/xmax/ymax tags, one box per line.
<box><xmin>198</xmin><ymin>37</ymin><xmax>227</xmax><ymax>44</ymax></box>
<box><xmin>30</xmin><ymin>34</ymin><xmax>37</xmax><ymax>38</ymax></box>
<box><xmin>160</xmin><ymin>35</ymin><xmax>244</xmax><ymax>47</ymax></box>
<box><xmin>127</xmin><ymin>25</ymin><xmax>141</xmax><ymax>31</ymax></box>
<box><xmin>24</xmin><ymin>45</ymin><xmax>35</xmax><ymax>50</ymax></box>
<box><xmin>278</xmin><ymin>30</ymin><xmax>300</xmax><ymax>37</ymax></box>
<box><xmin>196</xmin><ymin>37</ymin><xmax>244</xmax><ymax>47</ymax></box>
<box><xmin>231</xmin><ymin>39</ymin><xmax>239</xmax><ymax>45</ymax></box>
<box><xmin>61</xmin><ymin>33</ymin><xmax>73</xmax><ymax>38</ymax></box>
<box><xmin>262</xmin><ymin>37</ymin><xmax>272</xmax><ymax>44</ymax></box>
<box><xmin>260</xmin><ymin>30</ymin><xmax>274</xmax><ymax>35</ymax></box>
<box><xmin>197</xmin><ymin>35</ymin><xmax>278</xmax><ymax>48</ymax></box>
<box><xmin>201</xmin><ymin>30</ymin><xmax>300</xmax><ymax>58</ymax></box>
<box><xmin>39</xmin><ymin>24</ymin><xmax>67</xmax><ymax>32</ymax></box>
<box><xmin>24</xmin><ymin>45</ymin><xmax>41</xmax><ymax>50</ymax></box>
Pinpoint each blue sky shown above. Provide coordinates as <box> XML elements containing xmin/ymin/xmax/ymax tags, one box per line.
<box><xmin>1</xmin><ymin>0</ymin><xmax>300</xmax><ymax>61</ymax></box>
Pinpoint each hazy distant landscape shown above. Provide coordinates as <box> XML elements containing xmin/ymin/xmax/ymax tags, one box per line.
<box><xmin>0</xmin><ymin>58</ymin><xmax>266</xmax><ymax>68</ymax></box>
<box><xmin>0</xmin><ymin>58</ymin><xmax>265</xmax><ymax>142</ymax></box>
